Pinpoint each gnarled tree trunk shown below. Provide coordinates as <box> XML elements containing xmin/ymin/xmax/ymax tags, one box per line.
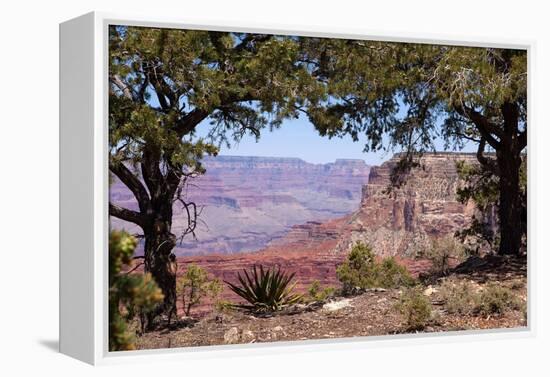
<box><xmin>143</xmin><ymin>217</ymin><xmax>178</xmax><ymax>328</ymax></box>
<box><xmin>496</xmin><ymin>148</ymin><xmax>524</xmax><ymax>255</ymax></box>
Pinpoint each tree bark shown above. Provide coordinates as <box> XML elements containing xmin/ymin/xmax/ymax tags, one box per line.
<box><xmin>496</xmin><ymin>146</ymin><xmax>523</xmax><ymax>255</ymax></box>
<box><xmin>143</xmin><ymin>213</ymin><xmax>178</xmax><ymax>328</ymax></box>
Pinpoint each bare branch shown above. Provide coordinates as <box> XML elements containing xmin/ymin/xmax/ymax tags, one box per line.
<box><xmin>109</xmin><ymin>203</ymin><xmax>146</xmax><ymax>228</ymax></box>
<box><xmin>453</xmin><ymin>104</ymin><xmax>502</xmax><ymax>150</ymax></box>
<box><xmin>109</xmin><ymin>161</ymin><xmax>151</xmax><ymax>209</ymax></box>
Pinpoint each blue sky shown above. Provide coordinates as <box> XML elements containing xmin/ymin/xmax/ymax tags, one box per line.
<box><xmin>195</xmin><ymin>114</ymin><xmax>478</xmax><ymax>166</ymax></box>
<box><xmin>145</xmin><ymin>87</ymin><xmax>477</xmax><ymax>166</ymax></box>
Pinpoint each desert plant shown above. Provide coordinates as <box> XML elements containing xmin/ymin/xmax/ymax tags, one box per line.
<box><xmin>337</xmin><ymin>243</ymin><xmax>415</xmax><ymax>294</ymax></box>
<box><xmin>395</xmin><ymin>287</ymin><xmax>433</xmax><ymax>331</ymax></box>
<box><xmin>307</xmin><ymin>280</ymin><xmax>336</xmax><ymax>302</ymax></box>
<box><xmin>477</xmin><ymin>283</ymin><xmax>522</xmax><ymax>315</ymax></box>
<box><xmin>424</xmin><ymin>235</ymin><xmax>466</xmax><ymax>276</ymax></box>
<box><xmin>336</xmin><ymin>243</ymin><xmax>379</xmax><ymax>294</ymax></box>
<box><xmin>177</xmin><ymin>264</ymin><xmax>222</xmax><ymax>317</ymax></box>
<box><xmin>377</xmin><ymin>257</ymin><xmax>416</xmax><ymax>288</ymax></box>
<box><xmin>109</xmin><ymin>231</ymin><xmax>164</xmax><ymax>351</ymax></box>
<box><xmin>439</xmin><ymin>279</ymin><xmax>480</xmax><ymax>315</ymax></box>
<box><xmin>225</xmin><ymin>265</ymin><xmax>302</xmax><ymax>312</ymax></box>
<box><xmin>214</xmin><ymin>300</ymin><xmax>235</xmax><ymax>313</ymax></box>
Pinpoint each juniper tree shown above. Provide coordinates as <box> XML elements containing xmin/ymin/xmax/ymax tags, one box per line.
<box><xmin>303</xmin><ymin>40</ymin><xmax>527</xmax><ymax>255</ymax></box>
<box><xmin>108</xmin><ymin>26</ymin><xmax>323</xmax><ymax>324</ymax></box>
<box><xmin>109</xmin><ymin>231</ymin><xmax>163</xmax><ymax>350</ymax></box>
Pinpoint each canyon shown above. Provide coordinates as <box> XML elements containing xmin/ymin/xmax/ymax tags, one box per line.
<box><xmin>172</xmin><ymin>153</ymin><xmax>481</xmax><ymax>313</ymax></box>
<box><xmin>112</xmin><ymin>152</ymin><xmax>484</xmax><ymax>315</ymax></box>
<box><xmin>110</xmin><ymin>155</ymin><xmax>371</xmax><ymax>255</ymax></box>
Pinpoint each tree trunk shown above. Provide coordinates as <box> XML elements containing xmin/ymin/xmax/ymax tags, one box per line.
<box><xmin>143</xmin><ymin>216</ymin><xmax>178</xmax><ymax>328</ymax></box>
<box><xmin>496</xmin><ymin>148</ymin><xmax>523</xmax><ymax>255</ymax></box>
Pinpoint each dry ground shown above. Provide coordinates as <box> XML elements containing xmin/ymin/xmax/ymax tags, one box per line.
<box><xmin>135</xmin><ymin>256</ymin><xmax>527</xmax><ymax>350</ymax></box>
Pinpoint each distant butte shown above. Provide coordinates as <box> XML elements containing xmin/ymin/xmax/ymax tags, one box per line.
<box><xmin>116</xmin><ymin>153</ymin><xmax>488</xmax><ymax>310</ymax></box>
<box><xmin>171</xmin><ymin>152</ymin><xmax>486</xmax><ymax>315</ymax></box>
<box><xmin>110</xmin><ymin>155</ymin><xmax>371</xmax><ymax>255</ymax></box>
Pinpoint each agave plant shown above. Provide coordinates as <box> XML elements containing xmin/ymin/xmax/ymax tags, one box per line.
<box><xmin>225</xmin><ymin>265</ymin><xmax>302</xmax><ymax>312</ymax></box>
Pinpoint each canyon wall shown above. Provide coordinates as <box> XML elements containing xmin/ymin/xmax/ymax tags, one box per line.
<box><xmin>110</xmin><ymin>155</ymin><xmax>371</xmax><ymax>255</ymax></box>
<box><xmin>167</xmin><ymin>152</ymin><xmax>480</xmax><ymax>315</ymax></box>
<box><xmin>335</xmin><ymin>152</ymin><xmax>479</xmax><ymax>257</ymax></box>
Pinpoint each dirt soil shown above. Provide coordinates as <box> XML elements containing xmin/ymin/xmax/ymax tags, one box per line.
<box><xmin>135</xmin><ymin>256</ymin><xmax>527</xmax><ymax>350</ymax></box>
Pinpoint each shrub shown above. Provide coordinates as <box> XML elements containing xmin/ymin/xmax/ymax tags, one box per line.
<box><xmin>225</xmin><ymin>265</ymin><xmax>302</xmax><ymax>312</ymax></box>
<box><xmin>336</xmin><ymin>243</ymin><xmax>415</xmax><ymax>294</ymax></box>
<box><xmin>395</xmin><ymin>287</ymin><xmax>433</xmax><ymax>331</ymax></box>
<box><xmin>177</xmin><ymin>264</ymin><xmax>222</xmax><ymax>317</ymax></box>
<box><xmin>424</xmin><ymin>235</ymin><xmax>466</xmax><ymax>276</ymax></box>
<box><xmin>439</xmin><ymin>280</ymin><xmax>480</xmax><ymax>315</ymax></box>
<box><xmin>214</xmin><ymin>300</ymin><xmax>235</xmax><ymax>313</ymax></box>
<box><xmin>307</xmin><ymin>280</ymin><xmax>336</xmax><ymax>302</ymax></box>
<box><xmin>477</xmin><ymin>283</ymin><xmax>522</xmax><ymax>315</ymax></box>
<box><xmin>109</xmin><ymin>231</ymin><xmax>164</xmax><ymax>351</ymax></box>
<box><xmin>377</xmin><ymin>257</ymin><xmax>416</xmax><ymax>288</ymax></box>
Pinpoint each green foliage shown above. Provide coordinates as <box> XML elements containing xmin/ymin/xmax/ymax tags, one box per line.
<box><xmin>336</xmin><ymin>243</ymin><xmax>378</xmax><ymax>294</ymax></box>
<box><xmin>109</xmin><ymin>231</ymin><xmax>164</xmax><ymax>351</ymax></box>
<box><xmin>214</xmin><ymin>300</ymin><xmax>235</xmax><ymax>313</ymax></box>
<box><xmin>225</xmin><ymin>265</ymin><xmax>302</xmax><ymax>312</ymax></box>
<box><xmin>307</xmin><ymin>280</ymin><xmax>336</xmax><ymax>302</ymax></box>
<box><xmin>336</xmin><ymin>243</ymin><xmax>415</xmax><ymax>294</ymax></box>
<box><xmin>377</xmin><ymin>257</ymin><xmax>417</xmax><ymax>288</ymax></box>
<box><xmin>302</xmin><ymin>41</ymin><xmax>527</xmax><ymax>256</ymax></box>
<box><xmin>477</xmin><ymin>283</ymin><xmax>522</xmax><ymax>316</ymax></box>
<box><xmin>109</xmin><ymin>27</ymin><xmax>325</xmax><ymax>168</ymax></box>
<box><xmin>395</xmin><ymin>287</ymin><xmax>433</xmax><ymax>331</ymax></box>
<box><xmin>177</xmin><ymin>264</ymin><xmax>222</xmax><ymax>317</ymax></box>
<box><xmin>439</xmin><ymin>280</ymin><xmax>480</xmax><ymax>315</ymax></box>
<box><xmin>423</xmin><ymin>235</ymin><xmax>466</xmax><ymax>276</ymax></box>
<box><xmin>439</xmin><ymin>280</ymin><xmax>523</xmax><ymax>317</ymax></box>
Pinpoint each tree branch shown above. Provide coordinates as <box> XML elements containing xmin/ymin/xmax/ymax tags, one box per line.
<box><xmin>475</xmin><ymin>137</ymin><xmax>499</xmax><ymax>175</ymax></box>
<box><xmin>109</xmin><ymin>74</ymin><xmax>137</xmax><ymax>101</ymax></box>
<box><xmin>174</xmin><ymin>108</ymin><xmax>210</xmax><ymax>136</ymax></box>
<box><xmin>109</xmin><ymin>161</ymin><xmax>151</xmax><ymax>210</ymax></box>
<box><xmin>453</xmin><ymin>104</ymin><xmax>502</xmax><ymax>150</ymax></box>
<box><xmin>519</xmin><ymin>128</ymin><xmax>527</xmax><ymax>149</ymax></box>
<box><xmin>109</xmin><ymin>203</ymin><xmax>146</xmax><ymax>228</ymax></box>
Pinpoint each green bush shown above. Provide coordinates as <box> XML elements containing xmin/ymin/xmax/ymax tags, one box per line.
<box><xmin>336</xmin><ymin>243</ymin><xmax>415</xmax><ymax>294</ymax></box>
<box><xmin>307</xmin><ymin>280</ymin><xmax>336</xmax><ymax>302</ymax></box>
<box><xmin>477</xmin><ymin>283</ymin><xmax>522</xmax><ymax>315</ymax></box>
<box><xmin>395</xmin><ymin>287</ymin><xmax>433</xmax><ymax>331</ymax></box>
<box><xmin>214</xmin><ymin>300</ymin><xmax>235</xmax><ymax>313</ymax></box>
<box><xmin>377</xmin><ymin>257</ymin><xmax>416</xmax><ymax>288</ymax></box>
<box><xmin>423</xmin><ymin>235</ymin><xmax>466</xmax><ymax>276</ymax></box>
<box><xmin>225</xmin><ymin>265</ymin><xmax>302</xmax><ymax>312</ymax></box>
<box><xmin>109</xmin><ymin>231</ymin><xmax>164</xmax><ymax>351</ymax></box>
<box><xmin>177</xmin><ymin>263</ymin><xmax>222</xmax><ymax>317</ymax></box>
<box><xmin>439</xmin><ymin>280</ymin><xmax>480</xmax><ymax>315</ymax></box>
<box><xmin>439</xmin><ymin>280</ymin><xmax>524</xmax><ymax>317</ymax></box>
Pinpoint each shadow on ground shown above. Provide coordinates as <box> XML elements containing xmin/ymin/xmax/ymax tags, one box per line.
<box><xmin>38</xmin><ymin>339</ymin><xmax>59</xmax><ymax>353</ymax></box>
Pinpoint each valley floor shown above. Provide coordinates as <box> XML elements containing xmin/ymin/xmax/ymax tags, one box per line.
<box><xmin>135</xmin><ymin>256</ymin><xmax>527</xmax><ymax>351</ymax></box>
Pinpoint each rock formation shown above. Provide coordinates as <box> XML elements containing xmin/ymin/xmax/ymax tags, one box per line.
<box><xmin>260</xmin><ymin>152</ymin><xmax>481</xmax><ymax>259</ymax></box>
<box><xmin>148</xmin><ymin>152</ymin><xmax>481</xmax><ymax>315</ymax></box>
<box><xmin>333</xmin><ymin>152</ymin><xmax>479</xmax><ymax>257</ymax></box>
<box><xmin>110</xmin><ymin>155</ymin><xmax>371</xmax><ymax>255</ymax></box>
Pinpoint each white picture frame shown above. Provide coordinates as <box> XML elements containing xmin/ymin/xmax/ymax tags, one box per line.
<box><xmin>59</xmin><ymin>11</ymin><xmax>535</xmax><ymax>365</ymax></box>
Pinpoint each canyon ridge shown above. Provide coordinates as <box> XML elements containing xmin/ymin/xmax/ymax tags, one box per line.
<box><xmin>112</xmin><ymin>152</ymin><xmax>487</xmax><ymax>312</ymax></box>
<box><xmin>110</xmin><ymin>156</ymin><xmax>372</xmax><ymax>255</ymax></box>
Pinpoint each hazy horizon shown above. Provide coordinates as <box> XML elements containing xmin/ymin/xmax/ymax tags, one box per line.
<box><xmin>196</xmin><ymin>114</ymin><xmax>478</xmax><ymax>165</ymax></box>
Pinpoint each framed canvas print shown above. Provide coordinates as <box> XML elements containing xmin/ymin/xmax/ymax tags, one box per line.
<box><xmin>59</xmin><ymin>12</ymin><xmax>532</xmax><ymax>365</ymax></box>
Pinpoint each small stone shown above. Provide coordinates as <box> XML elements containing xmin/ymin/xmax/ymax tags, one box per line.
<box><xmin>241</xmin><ymin>329</ymin><xmax>255</xmax><ymax>342</ymax></box>
<box><xmin>272</xmin><ymin>325</ymin><xmax>283</xmax><ymax>332</ymax></box>
<box><xmin>323</xmin><ymin>299</ymin><xmax>353</xmax><ymax>312</ymax></box>
<box><xmin>423</xmin><ymin>286</ymin><xmax>437</xmax><ymax>296</ymax></box>
<box><xmin>223</xmin><ymin>327</ymin><xmax>240</xmax><ymax>344</ymax></box>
